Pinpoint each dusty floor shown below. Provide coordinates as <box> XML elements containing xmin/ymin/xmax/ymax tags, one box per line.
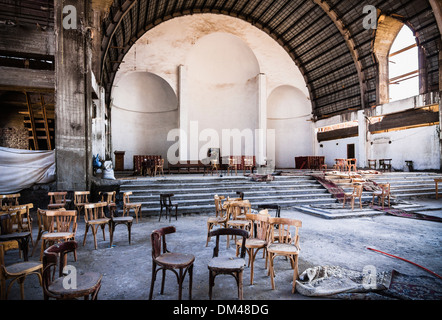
<box><xmin>3</xmin><ymin>197</ymin><xmax>442</xmax><ymax>304</ymax></box>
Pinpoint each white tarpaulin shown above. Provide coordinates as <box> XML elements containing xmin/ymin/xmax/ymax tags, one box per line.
<box><xmin>0</xmin><ymin>146</ymin><xmax>56</xmax><ymax>194</ymax></box>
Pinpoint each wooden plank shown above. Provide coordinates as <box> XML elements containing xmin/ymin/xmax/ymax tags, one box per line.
<box><xmin>369</xmin><ymin>108</ymin><xmax>439</xmax><ymax>133</ymax></box>
<box><xmin>0</xmin><ymin>28</ymin><xmax>55</xmax><ymax>57</ymax></box>
<box><xmin>317</xmin><ymin>126</ymin><xmax>359</xmax><ymax>142</ymax></box>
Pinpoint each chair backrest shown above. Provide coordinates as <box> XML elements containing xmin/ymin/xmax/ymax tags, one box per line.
<box><xmin>257</xmin><ymin>204</ymin><xmax>281</xmax><ymax>218</ymax></box>
<box><xmin>100</xmin><ymin>191</ymin><xmax>116</xmax><ymax>204</ymax></box>
<box><xmin>43</xmin><ymin>241</ymin><xmax>79</xmax><ymax>294</ymax></box>
<box><xmin>159</xmin><ymin>193</ymin><xmax>174</xmax><ymax>206</ymax></box>
<box><xmin>48</xmin><ymin>192</ymin><xmax>68</xmax><ymax>205</ymax></box>
<box><xmin>268</xmin><ymin>217</ymin><xmax>302</xmax><ymax>247</ymax></box>
<box><xmin>208</xmin><ymin>228</ymin><xmax>248</xmax><ymax>258</ymax></box>
<box><xmin>0</xmin><ymin>193</ymin><xmax>20</xmax><ymax>209</ymax></box>
<box><xmin>379</xmin><ymin>183</ymin><xmax>390</xmax><ymax>195</ymax></box>
<box><xmin>353</xmin><ymin>183</ymin><xmax>363</xmax><ymax>197</ymax></box>
<box><xmin>227</xmin><ymin>201</ymin><xmax>251</xmax><ymax>220</ymax></box>
<box><xmin>83</xmin><ymin>202</ymin><xmax>107</xmax><ymax>222</ymax></box>
<box><xmin>0</xmin><ymin>213</ymin><xmax>13</xmax><ymax>235</ymax></box>
<box><xmin>45</xmin><ymin>210</ymin><xmax>77</xmax><ymax>233</ymax></box>
<box><xmin>74</xmin><ymin>191</ymin><xmax>89</xmax><ymax>205</ymax></box>
<box><xmin>156</xmin><ymin>158</ymin><xmax>164</xmax><ymax>166</ymax></box>
<box><xmin>123</xmin><ymin>192</ymin><xmax>133</xmax><ymax>205</ymax></box>
<box><xmin>151</xmin><ymin>226</ymin><xmax>176</xmax><ymax>260</ymax></box>
<box><xmin>214</xmin><ymin>195</ymin><xmax>226</xmax><ymax>217</ymax></box>
<box><xmin>244</xmin><ymin>156</ymin><xmax>253</xmax><ymax>166</ymax></box>
<box><xmin>246</xmin><ymin>211</ymin><xmax>269</xmax><ymax>241</ymax></box>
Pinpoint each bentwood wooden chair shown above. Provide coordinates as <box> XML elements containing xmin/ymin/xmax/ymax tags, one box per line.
<box><xmin>1</xmin><ymin>241</ymin><xmax>42</xmax><ymax>300</ymax></box>
<box><xmin>372</xmin><ymin>183</ymin><xmax>391</xmax><ymax>209</ymax></box>
<box><xmin>123</xmin><ymin>192</ymin><xmax>142</xmax><ymax>223</ymax></box>
<box><xmin>267</xmin><ymin>217</ymin><xmax>302</xmax><ymax>293</ymax></box>
<box><xmin>100</xmin><ymin>191</ymin><xmax>133</xmax><ymax>246</ymax></box>
<box><xmin>227</xmin><ymin>157</ymin><xmax>238</xmax><ymax>176</ymax></box>
<box><xmin>343</xmin><ymin>183</ymin><xmax>363</xmax><ymax>210</ymax></box>
<box><xmin>208</xmin><ymin>228</ymin><xmax>248</xmax><ymax>300</ymax></box>
<box><xmin>39</xmin><ymin>210</ymin><xmax>78</xmax><ymax>260</ymax></box>
<box><xmin>42</xmin><ymin>241</ymin><xmax>102</xmax><ymax>300</ymax></box>
<box><xmin>149</xmin><ymin>226</ymin><xmax>195</xmax><ymax>300</ymax></box>
<box><xmin>48</xmin><ymin>192</ymin><xmax>70</xmax><ymax>210</ymax></box>
<box><xmin>154</xmin><ymin>158</ymin><xmax>165</xmax><ymax>177</ymax></box>
<box><xmin>159</xmin><ymin>193</ymin><xmax>178</xmax><ymax>222</ymax></box>
<box><xmin>74</xmin><ymin>191</ymin><xmax>90</xmax><ymax>218</ymax></box>
<box><xmin>243</xmin><ymin>156</ymin><xmax>254</xmax><ymax>175</ymax></box>
<box><xmin>83</xmin><ymin>202</ymin><xmax>111</xmax><ymax>250</ymax></box>
<box><xmin>0</xmin><ymin>193</ymin><xmax>20</xmax><ymax>209</ymax></box>
<box><xmin>226</xmin><ymin>201</ymin><xmax>251</xmax><ymax>248</ymax></box>
<box><xmin>236</xmin><ymin>211</ymin><xmax>270</xmax><ymax>285</ymax></box>
<box><xmin>206</xmin><ymin>195</ymin><xmax>228</xmax><ymax>247</ymax></box>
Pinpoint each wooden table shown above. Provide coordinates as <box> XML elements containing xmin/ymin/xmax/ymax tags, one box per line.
<box><xmin>435</xmin><ymin>179</ymin><xmax>442</xmax><ymax>200</ymax></box>
<box><xmin>0</xmin><ymin>231</ymin><xmax>32</xmax><ymax>261</ymax></box>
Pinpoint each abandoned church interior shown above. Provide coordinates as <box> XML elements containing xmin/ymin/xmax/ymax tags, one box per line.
<box><xmin>0</xmin><ymin>0</ymin><xmax>441</xmax><ymax>304</ymax></box>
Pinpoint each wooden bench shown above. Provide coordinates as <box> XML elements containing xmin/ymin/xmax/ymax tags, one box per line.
<box><xmin>167</xmin><ymin>161</ymin><xmax>209</xmax><ymax>174</ymax></box>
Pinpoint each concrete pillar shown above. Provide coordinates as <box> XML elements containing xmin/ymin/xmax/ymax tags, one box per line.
<box><xmin>178</xmin><ymin>65</ymin><xmax>188</xmax><ymax>162</ymax></box>
<box><xmin>357</xmin><ymin>110</ymin><xmax>367</xmax><ymax>168</ymax></box>
<box><xmin>54</xmin><ymin>0</ymin><xmax>92</xmax><ymax>190</ymax></box>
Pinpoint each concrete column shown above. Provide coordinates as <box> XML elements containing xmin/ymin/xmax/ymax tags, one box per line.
<box><xmin>257</xmin><ymin>73</ymin><xmax>267</xmax><ymax>167</ymax></box>
<box><xmin>357</xmin><ymin>110</ymin><xmax>367</xmax><ymax>168</ymax></box>
<box><xmin>54</xmin><ymin>0</ymin><xmax>92</xmax><ymax>190</ymax></box>
<box><xmin>178</xmin><ymin>65</ymin><xmax>188</xmax><ymax>162</ymax></box>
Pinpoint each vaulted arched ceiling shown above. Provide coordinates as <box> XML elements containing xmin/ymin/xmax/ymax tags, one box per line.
<box><xmin>100</xmin><ymin>0</ymin><xmax>441</xmax><ymax>120</ymax></box>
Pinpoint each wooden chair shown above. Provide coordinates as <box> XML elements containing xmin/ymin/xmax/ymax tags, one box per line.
<box><xmin>372</xmin><ymin>183</ymin><xmax>391</xmax><ymax>209</ymax></box>
<box><xmin>39</xmin><ymin>210</ymin><xmax>77</xmax><ymax>260</ymax></box>
<box><xmin>101</xmin><ymin>191</ymin><xmax>133</xmax><ymax>246</ymax></box>
<box><xmin>267</xmin><ymin>217</ymin><xmax>302</xmax><ymax>293</ymax></box>
<box><xmin>123</xmin><ymin>192</ymin><xmax>142</xmax><ymax>223</ymax></box>
<box><xmin>48</xmin><ymin>191</ymin><xmax>70</xmax><ymax>210</ymax></box>
<box><xmin>236</xmin><ymin>211</ymin><xmax>270</xmax><ymax>285</ymax></box>
<box><xmin>159</xmin><ymin>193</ymin><xmax>178</xmax><ymax>222</ymax></box>
<box><xmin>149</xmin><ymin>226</ymin><xmax>195</xmax><ymax>300</ymax></box>
<box><xmin>210</xmin><ymin>159</ymin><xmax>219</xmax><ymax>176</ymax></box>
<box><xmin>243</xmin><ymin>156</ymin><xmax>254</xmax><ymax>175</ymax></box>
<box><xmin>346</xmin><ymin>158</ymin><xmax>357</xmax><ymax>172</ymax></box>
<box><xmin>74</xmin><ymin>191</ymin><xmax>90</xmax><ymax>217</ymax></box>
<box><xmin>227</xmin><ymin>157</ymin><xmax>238</xmax><ymax>176</ymax></box>
<box><xmin>368</xmin><ymin>159</ymin><xmax>377</xmax><ymax>170</ymax></box>
<box><xmin>206</xmin><ymin>195</ymin><xmax>228</xmax><ymax>247</ymax></box>
<box><xmin>343</xmin><ymin>183</ymin><xmax>363</xmax><ymax>210</ymax></box>
<box><xmin>333</xmin><ymin>159</ymin><xmax>346</xmax><ymax>171</ymax></box>
<box><xmin>7</xmin><ymin>204</ymin><xmax>34</xmax><ymax>246</ymax></box>
<box><xmin>154</xmin><ymin>158</ymin><xmax>165</xmax><ymax>177</ymax></box>
<box><xmin>0</xmin><ymin>193</ymin><xmax>20</xmax><ymax>209</ymax></box>
<box><xmin>0</xmin><ymin>242</ymin><xmax>42</xmax><ymax>300</ymax></box>
<box><xmin>226</xmin><ymin>201</ymin><xmax>251</xmax><ymax>248</ymax></box>
<box><xmin>42</xmin><ymin>241</ymin><xmax>102</xmax><ymax>300</ymax></box>
<box><xmin>208</xmin><ymin>228</ymin><xmax>248</xmax><ymax>300</ymax></box>
<box><xmin>32</xmin><ymin>207</ymin><xmax>65</xmax><ymax>257</ymax></box>
<box><xmin>83</xmin><ymin>202</ymin><xmax>111</xmax><ymax>250</ymax></box>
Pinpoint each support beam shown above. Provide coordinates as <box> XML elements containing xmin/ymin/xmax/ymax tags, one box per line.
<box><xmin>0</xmin><ymin>66</ymin><xmax>54</xmax><ymax>91</ymax></box>
<box><xmin>54</xmin><ymin>0</ymin><xmax>93</xmax><ymax>191</ymax></box>
<box><xmin>0</xmin><ymin>28</ymin><xmax>55</xmax><ymax>57</ymax></box>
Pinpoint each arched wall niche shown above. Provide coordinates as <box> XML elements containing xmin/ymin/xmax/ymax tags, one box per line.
<box><xmin>111</xmin><ymin>71</ymin><xmax>178</xmax><ymax>169</ymax></box>
<box><xmin>267</xmin><ymin>85</ymin><xmax>312</xmax><ymax>168</ymax></box>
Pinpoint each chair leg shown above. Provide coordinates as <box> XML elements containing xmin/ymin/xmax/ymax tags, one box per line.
<box><xmin>149</xmin><ymin>262</ymin><xmax>157</xmax><ymax>300</ymax></box>
<box><xmin>208</xmin><ymin>270</ymin><xmax>214</xmax><ymax>300</ymax></box>
<box><xmin>292</xmin><ymin>255</ymin><xmax>299</xmax><ymax>294</ymax></box>
<box><xmin>188</xmin><ymin>264</ymin><xmax>193</xmax><ymax>300</ymax></box>
<box><xmin>128</xmin><ymin>222</ymin><xmax>132</xmax><ymax>244</ymax></box>
<box><xmin>83</xmin><ymin>224</ymin><xmax>89</xmax><ymax>247</ymax></box>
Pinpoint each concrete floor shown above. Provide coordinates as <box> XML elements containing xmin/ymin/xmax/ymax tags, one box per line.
<box><xmin>3</xmin><ymin>197</ymin><xmax>442</xmax><ymax>303</ymax></box>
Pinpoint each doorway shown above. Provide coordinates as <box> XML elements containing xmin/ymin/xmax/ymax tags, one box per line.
<box><xmin>347</xmin><ymin>143</ymin><xmax>355</xmax><ymax>159</ymax></box>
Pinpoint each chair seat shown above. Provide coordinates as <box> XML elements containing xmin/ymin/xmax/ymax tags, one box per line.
<box><xmin>208</xmin><ymin>217</ymin><xmax>226</xmax><ymax>223</ymax></box>
<box><xmin>5</xmin><ymin>261</ymin><xmax>42</xmax><ymax>275</ymax></box>
<box><xmin>112</xmin><ymin>216</ymin><xmax>133</xmax><ymax>223</ymax></box>
<box><xmin>227</xmin><ymin>220</ymin><xmax>250</xmax><ymax>227</ymax></box>
<box><xmin>156</xmin><ymin>252</ymin><xmax>195</xmax><ymax>268</ymax></box>
<box><xmin>238</xmin><ymin>238</ymin><xmax>266</xmax><ymax>249</ymax></box>
<box><xmin>267</xmin><ymin>243</ymin><xmax>299</xmax><ymax>254</ymax></box>
<box><xmin>208</xmin><ymin>256</ymin><xmax>246</xmax><ymax>270</ymax></box>
<box><xmin>47</xmin><ymin>271</ymin><xmax>102</xmax><ymax>298</ymax></box>
<box><xmin>88</xmin><ymin>218</ymin><xmax>110</xmax><ymax>225</ymax></box>
<box><xmin>125</xmin><ymin>203</ymin><xmax>141</xmax><ymax>208</ymax></box>
<box><xmin>42</xmin><ymin>232</ymin><xmax>75</xmax><ymax>240</ymax></box>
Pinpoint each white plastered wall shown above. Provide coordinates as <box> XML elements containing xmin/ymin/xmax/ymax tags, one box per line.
<box><xmin>111</xmin><ymin>14</ymin><xmax>311</xmax><ymax>169</ymax></box>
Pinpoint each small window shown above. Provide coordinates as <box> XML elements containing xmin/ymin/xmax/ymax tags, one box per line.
<box><xmin>388</xmin><ymin>25</ymin><xmax>419</xmax><ymax>101</ymax></box>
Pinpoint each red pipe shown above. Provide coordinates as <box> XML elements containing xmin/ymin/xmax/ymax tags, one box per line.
<box><xmin>367</xmin><ymin>247</ymin><xmax>442</xmax><ymax>280</ymax></box>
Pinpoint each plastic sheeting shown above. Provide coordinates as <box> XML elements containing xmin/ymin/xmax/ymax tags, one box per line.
<box><xmin>0</xmin><ymin>147</ymin><xmax>55</xmax><ymax>194</ymax></box>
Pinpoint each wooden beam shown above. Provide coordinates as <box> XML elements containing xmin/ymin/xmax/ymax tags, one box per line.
<box><xmin>317</xmin><ymin>126</ymin><xmax>359</xmax><ymax>142</ymax></box>
<box><xmin>0</xmin><ymin>28</ymin><xmax>55</xmax><ymax>57</ymax></box>
<box><xmin>369</xmin><ymin>108</ymin><xmax>439</xmax><ymax>133</ymax></box>
<box><xmin>0</xmin><ymin>66</ymin><xmax>54</xmax><ymax>91</ymax></box>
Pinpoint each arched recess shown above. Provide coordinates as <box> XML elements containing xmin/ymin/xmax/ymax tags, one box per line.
<box><xmin>267</xmin><ymin>85</ymin><xmax>312</xmax><ymax>168</ymax></box>
<box><xmin>185</xmin><ymin>32</ymin><xmax>260</xmax><ymax>160</ymax></box>
<box><xmin>111</xmin><ymin>71</ymin><xmax>178</xmax><ymax>170</ymax></box>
